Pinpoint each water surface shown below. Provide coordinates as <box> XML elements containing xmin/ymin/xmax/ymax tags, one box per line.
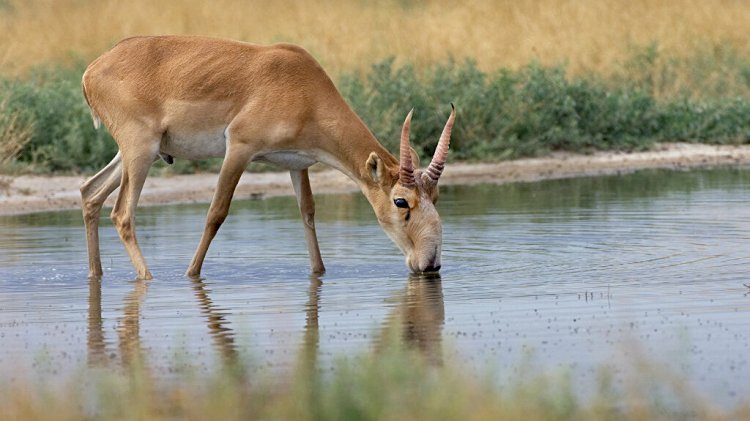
<box><xmin>1</xmin><ymin>168</ymin><xmax>749</xmax><ymax>406</ymax></box>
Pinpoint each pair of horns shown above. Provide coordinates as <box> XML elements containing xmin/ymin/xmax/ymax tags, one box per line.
<box><xmin>399</xmin><ymin>104</ymin><xmax>456</xmax><ymax>188</ymax></box>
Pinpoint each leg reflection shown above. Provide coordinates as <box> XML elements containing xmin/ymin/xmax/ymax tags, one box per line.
<box><xmin>117</xmin><ymin>279</ymin><xmax>149</xmax><ymax>367</ymax></box>
<box><xmin>88</xmin><ymin>277</ymin><xmax>151</xmax><ymax>367</ymax></box>
<box><xmin>300</xmin><ymin>274</ymin><xmax>322</xmax><ymax>372</ymax></box>
<box><xmin>190</xmin><ymin>277</ymin><xmax>238</xmax><ymax>364</ymax></box>
<box><xmin>87</xmin><ymin>277</ymin><xmax>107</xmax><ymax>365</ymax></box>
<box><xmin>88</xmin><ymin>277</ymin><xmax>240</xmax><ymax>371</ymax></box>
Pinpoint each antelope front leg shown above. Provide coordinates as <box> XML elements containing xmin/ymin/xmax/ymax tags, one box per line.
<box><xmin>186</xmin><ymin>144</ymin><xmax>253</xmax><ymax>277</ymax></box>
<box><xmin>290</xmin><ymin>169</ymin><xmax>325</xmax><ymax>274</ymax></box>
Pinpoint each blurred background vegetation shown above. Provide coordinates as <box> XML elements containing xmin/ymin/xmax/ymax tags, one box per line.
<box><xmin>1</xmin><ymin>0</ymin><xmax>750</xmax><ymax>173</ymax></box>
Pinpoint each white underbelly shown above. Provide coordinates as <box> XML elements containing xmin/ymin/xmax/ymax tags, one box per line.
<box><xmin>255</xmin><ymin>150</ymin><xmax>318</xmax><ymax>170</ymax></box>
<box><xmin>161</xmin><ymin>124</ymin><xmax>320</xmax><ymax>170</ymax></box>
<box><xmin>160</xmin><ymin>127</ymin><xmax>227</xmax><ymax>159</ymax></box>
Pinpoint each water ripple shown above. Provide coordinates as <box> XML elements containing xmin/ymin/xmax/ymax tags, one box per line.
<box><xmin>1</xmin><ymin>167</ymin><xmax>749</xmax><ymax>405</ymax></box>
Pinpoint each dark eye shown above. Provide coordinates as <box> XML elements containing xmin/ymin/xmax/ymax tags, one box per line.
<box><xmin>394</xmin><ymin>198</ymin><xmax>409</xmax><ymax>209</ymax></box>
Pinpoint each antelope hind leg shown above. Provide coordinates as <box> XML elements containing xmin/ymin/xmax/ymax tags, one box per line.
<box><xmin>110</xmin><ymin>145</ymin><xmax>158</xmax><ymax>280</ymax></box>
<box><xmin>81</xmin><ymin>152</ymin><xmax>123</xmax><ymax>278</ymax></box>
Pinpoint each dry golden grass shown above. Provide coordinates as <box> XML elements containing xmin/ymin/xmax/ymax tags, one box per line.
<box><xmin>0</xmin><ymin>99</ymin><xmax>31</xmax><ymax>166</ymax></box>
<box><xmin>1</xmin><ymin>0</ymin><xmax>750</xmax><ymax>78</ymax></box>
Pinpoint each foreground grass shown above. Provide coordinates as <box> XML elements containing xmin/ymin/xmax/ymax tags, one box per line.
<box><xmin>2</xmin><ymin>343</ymin><xmax>747</xmax><ymax>421</ymax></box>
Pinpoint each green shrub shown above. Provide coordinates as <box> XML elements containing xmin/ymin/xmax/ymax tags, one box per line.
<box><xmin>0</xmin><ymin>65</ymin><xmax>118</xmax><ymax>172</ymax></box>
<box><xmin>341</xmin><ymin>60</ymin><xmax>664</xmax><ymax>160</ymax></box>
<box><xmin>659</xmin><ymin>97</ymin><xmax>750</xmax><ymax>144</ymax></box>
<box><xmin>2</xmin><ymin>45</ymin><xmax>750</xmax><ymax>174</ymax></box>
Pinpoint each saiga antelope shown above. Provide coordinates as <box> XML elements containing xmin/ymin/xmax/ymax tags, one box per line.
<box><xmin>80</xmin><ymin>36</ymin><xmax>455</xmax><ymax>280</ymax></box>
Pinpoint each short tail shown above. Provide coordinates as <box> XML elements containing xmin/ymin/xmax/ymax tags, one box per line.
<box><xmin>81</xmin><ymin>71</ymin><xmax>101</xmax><ymax>130</ymax></box>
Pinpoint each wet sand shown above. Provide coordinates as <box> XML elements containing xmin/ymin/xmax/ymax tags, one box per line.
<box><xmin>1</xmin><ymin>143</ymin><xmax>750</xmax><ymax>216</ymax></box>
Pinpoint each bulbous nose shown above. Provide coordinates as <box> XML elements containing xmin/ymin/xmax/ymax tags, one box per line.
<box><xmin>423</xmin><ymin>264</ymin><xmax>441</xmax><ymax>273</ymax></box>
<box><xmin>407</xmin><ymin>253</ymin><xmax>441</xmax><ymax>273</ymax></box>
<box><xmin>422</xmin><ymin>254</ymin><xmax>441</xmax><ymax>273</ymax></box>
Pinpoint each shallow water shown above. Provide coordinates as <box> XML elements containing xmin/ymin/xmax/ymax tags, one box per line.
<box><xmin>1</xmin><ymin>168</ymin><xmax>749</xmax><ymax>406</ymax></box>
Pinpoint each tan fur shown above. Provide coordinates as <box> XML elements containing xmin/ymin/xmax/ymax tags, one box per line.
<box><xmin>80</xmin><ymin>35</ymin><xmax>452</xmax><ymax>279</ymax></box>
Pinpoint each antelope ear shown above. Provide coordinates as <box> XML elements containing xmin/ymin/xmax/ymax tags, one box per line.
<box><xmin>409</xmin><ymin>147</ymin><xmax>420</xmax><ymax>169</ymax></box>
<box><xmin>366</xmin><ymin>152</ymin><xmax>387</xmax><ymax>185</ymax></box>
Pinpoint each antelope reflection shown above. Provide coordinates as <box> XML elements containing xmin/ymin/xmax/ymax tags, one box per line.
<box><xmin>88</xmin><ymin>273</ymin><xmax>443</xmax><ymax>371</ymax></box>
<box><xmin>297</xmin><ymin>275</ymin><xmax>322</xmax><ymax>375</ymax></box>
<box><xmin>87</xmin><ymin>277</ymin><xmax>149</xmax><ymax>367</ymax></box>
<box><xmin>380</xmin><ymin>274</ymin><xmax>445</xmax><ymax>364</ymax></box>
<box><xmin>118</xmin><ymin>278</ymin><xmax>149</xmax><ymax>366</ymax></box>
<box><xmin>189</xmin><ymin>277</ymin><xmax>238</xmax><ymax>363</ymax></box>
<box><xmin>87</xmin><ymin>277</ymin><xmax>238</xmax><ymax>368</ymax></box>
<box><xmin>298</xmin><ymin>274</ymin><xmax>445</xmax><ymax>369</ymax></box>
<box><xmin>87</xmin><ymin>277</ymin><xmax>107</xmax><ymax>365</ymax></box>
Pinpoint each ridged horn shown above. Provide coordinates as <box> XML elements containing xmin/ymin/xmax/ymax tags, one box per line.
<box><xmin>424</xmin><ymin>103</ymin><xmax>455</xmax><ymax>185</ymax></box>
<box><xmin>399</xmin><ymin>109</ymin><xmax>416</xmax><ymax>188</ymax></box>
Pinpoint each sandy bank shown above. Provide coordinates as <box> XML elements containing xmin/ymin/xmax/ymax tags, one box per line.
<box><xmin>1</xmin><ymin>143</ymin><xmax>749</xmax><ymax>216</ymax></box>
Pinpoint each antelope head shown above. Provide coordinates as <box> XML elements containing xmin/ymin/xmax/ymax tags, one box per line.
<box><xmin>365</xmin><ymin>105</ymin><xmax>456</xmax><ymax>273</ymax></box>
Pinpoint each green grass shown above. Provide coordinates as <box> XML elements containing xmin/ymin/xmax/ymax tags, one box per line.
<box><xmin>1</xmin><ymin>45</ymin><xmax>750</xmax><ymax>174</ymax></box>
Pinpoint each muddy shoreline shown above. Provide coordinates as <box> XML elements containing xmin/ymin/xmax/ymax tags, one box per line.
<box><xmin>2</xmin><ymin>143</ymin><xmax>750</xmax><ymax>216</ymax></box>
